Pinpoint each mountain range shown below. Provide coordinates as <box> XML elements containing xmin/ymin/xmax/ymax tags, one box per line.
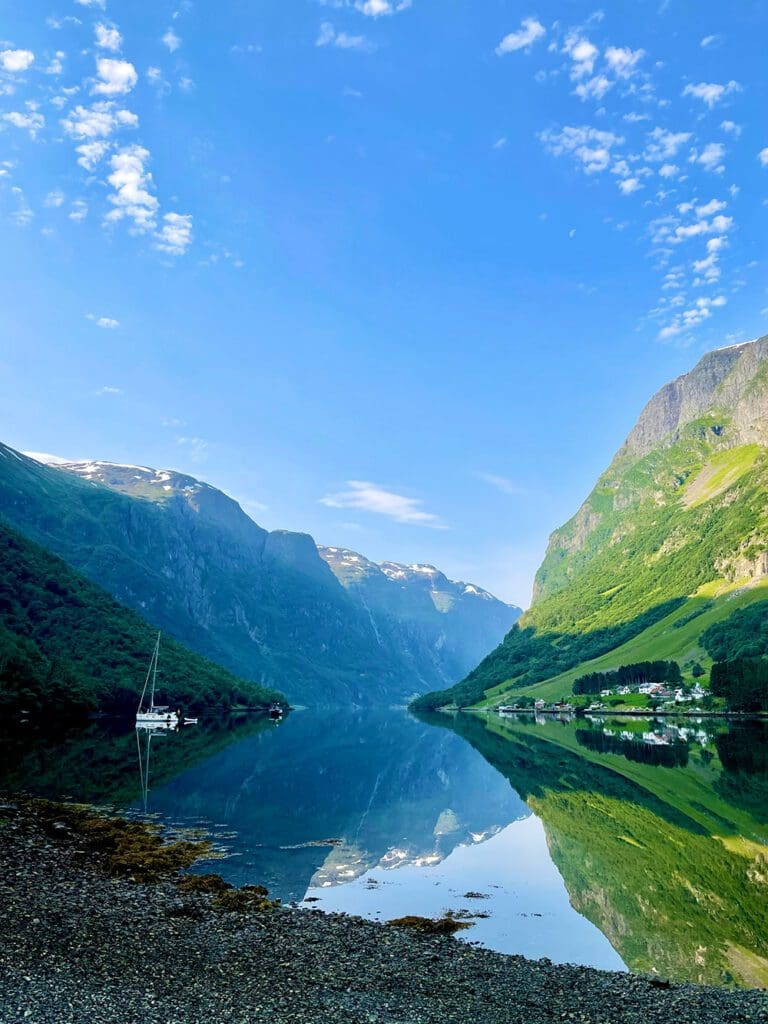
<box><xmin>0</xmin><ymin>445</ymin><xmax>519</xmax><ymax>707</ymax></box>
<box><xmin>417</xmin><ymin>334</ymin><xmax>768</xmax><ymax>709</ymax></box>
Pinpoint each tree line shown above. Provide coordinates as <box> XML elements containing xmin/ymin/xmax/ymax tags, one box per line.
<box><xmin>710</xmin><ymin>658</ymin><xmax>768</xmax><ymax>713</ymax></box>
<box><xmin>573</xmin><ymin>660</ymin><xmax>682</xmax><ymax>695</ymax></box>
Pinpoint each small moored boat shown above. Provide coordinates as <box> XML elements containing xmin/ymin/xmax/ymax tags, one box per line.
<box><xmin>136</xmin><ymin>633</ymin><xmax>180</xmax><ymax>728</ymax></box>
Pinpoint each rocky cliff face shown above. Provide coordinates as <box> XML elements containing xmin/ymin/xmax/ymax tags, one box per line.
<box><xmin>0</xmin><ymin>445</ymin><xmax>516</xmax><ymax>706</ymax></box>
<box><xmin>621</xmin><ymin>337</ymin><xmax>768</xmax><ymax>458</ymax></box>
<box><xmin>534</xmin><ymin>334</ymin><xmax>768</xmax><ymax>604</ymax></box>
<box><xmin>320</xmin><ymin>547</ymin><xmax>520</xmax><ymax>688</ymax></box>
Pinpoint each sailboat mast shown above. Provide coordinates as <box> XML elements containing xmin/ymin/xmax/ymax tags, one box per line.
<box><xmin>150</xmin><ymin>632</ymin><xmax>160</xmax><ymax>709</ymax></box>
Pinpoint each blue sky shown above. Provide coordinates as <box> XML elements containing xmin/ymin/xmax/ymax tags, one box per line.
<box><xmin>1</xmin><ymin>0</ymin><xmax>767</xmax><ymax>607</ymax></box>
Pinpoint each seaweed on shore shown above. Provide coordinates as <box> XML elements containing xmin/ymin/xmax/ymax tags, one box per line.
<box><xmin>26</xmin><ymin>798</ymin><xmax>207</xmax><ymax>882</ymax></box>
<box><xmin>177</xmin><ymin>873</ymin><xmax>278</xmax><ymax>912</ymax></box>
<box><xmin>386</xmin><ymin>915</ymin><xmax>472</xmax><ymax>936</ymax></box>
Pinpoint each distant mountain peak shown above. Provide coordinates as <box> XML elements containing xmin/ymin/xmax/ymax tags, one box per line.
<box><xmin>319</xmin><ymin>546</ymin><xmax>517</xmax><ymax>611</ymax></box>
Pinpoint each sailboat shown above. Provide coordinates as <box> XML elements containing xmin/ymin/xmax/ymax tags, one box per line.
<box><xmin>136</xmin><ymin>633</ymin><xmax>179</xmax><ymax>728</ymax></box>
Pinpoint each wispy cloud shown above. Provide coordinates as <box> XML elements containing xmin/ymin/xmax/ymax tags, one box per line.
<box><xmin>682</xmin><ymin>80</ymin><xmax>740</xmax><ymax>109</ymax></box>
<box><xmin>162</xmin><ymin>28</ymin><xmax>182</xmax><ymax>53</ymax></box>
<box><xmin>495</xmin><ymin>18</ymin><xmax>546</xmax><ymax>56</ymax></box>
<box><xmin>86</xmin><ymin>313</ymin><xmax>120</xmax><ymax>329</ymax></box>
<box><xmin>176</xmin><ymin>436</ymin><xmax>209</xmax><ymax>462</ymax></box>
<box><xmin>320</xmin><ymin>481</ymin><xmax>446</xmax><ymax>528</ymax></box>
<box><xmin>3</xmin><ymin>110</ymin><xmax>45</xmax><ymax>139</ymax></box>
<box><xmin>475</xmin><ymin>472</ymin><xmax>524</xmax><ymax>496</ymax></box>
<box><xmin>316</xmin><ymin>22</ymin><xmax>375</xmax><ymax>51</ymax></box>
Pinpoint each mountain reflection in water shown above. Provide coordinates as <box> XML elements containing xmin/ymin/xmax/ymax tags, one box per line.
<box><xmin>2</xmin><ymin>708</ymin><xmax>766</xmax><ymax>986</ymax></box>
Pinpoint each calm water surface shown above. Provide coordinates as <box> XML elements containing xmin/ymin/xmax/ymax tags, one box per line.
<box><xmin>2</xmin><ymin>708</ymin><xmax>767</xmax><ymax>988</ymax></box>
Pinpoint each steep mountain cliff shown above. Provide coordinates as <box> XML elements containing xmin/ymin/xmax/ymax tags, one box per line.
<box><xmin>320</xmin><ymin>547</ymin><xmax>518</xmax><ymax>688</ymax></box>
<box><xmin>0</xmin><ymin>446</ymin><xmax>517</xmax><ymax>706</ymax></box>
<box><xmin>416</xmin><ymin>334</ymin><xmax>768</xmax><ymax>709</ymax></box>
<box><xmin>0</xmin><ymin>520</ymin><xmax>283</xmax><ymax>716</ymax></box>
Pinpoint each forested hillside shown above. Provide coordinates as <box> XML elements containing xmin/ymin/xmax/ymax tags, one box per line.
<box><xmin>0</xmin><ymin>521</ymin><xmax>284</xmax><ymax>717</ymax></box>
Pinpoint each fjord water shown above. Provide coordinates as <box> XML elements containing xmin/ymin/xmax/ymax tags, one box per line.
<box><xmin>3</xmin><ymin>709</ymin><xmax>767</xmax><ymax>987</ymax></box>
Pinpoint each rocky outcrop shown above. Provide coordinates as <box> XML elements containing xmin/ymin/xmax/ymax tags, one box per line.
<box><xmin>621</xmin><ymin>336</ymin><xmax>768</xmax><ymax>458</ymax></box>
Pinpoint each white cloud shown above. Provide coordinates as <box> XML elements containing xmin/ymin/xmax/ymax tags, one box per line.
<box><xmin>75</xmin><ymin>140</ymin><xmax>111</xmax><ymax>169</ymax></box>
<box><xmin>104</xmin><ymin>145</ymin><xmax>159</xmax><ymax>232</ymax></box>
<box><xmin>720</xmin><ymin>120</ymin><xmax>741</xmax><ymax>136</ymax></box>
<box><xmin>643</xmin><ymin>127</ymin><xmax>691</xmax><ymax>162</ymax></box>
<box><xmin>700</xmin><ymin>34</ymin><xmax>722</xmax><ymax>48</ymax></box>
<box><xmin>155</xmin><ymin>212</ymin><xmax>193</xmax><ymax>255</ymax></box>
<box><xmin>493</xmin><ymin>136</ymin><xmax>507</xmax><ymax>150</ymax></box>
<box><xmin>759</xmin><ymin>148</ymin><xmax>768</xmax><ymax>168</ymax></box>
<box><xmin>354</xmin><ymin>0</ymin><xmax>411</xmax><ymax>16</ymax></box>
<box><xmin>92</xmin><ymin>58</ymin><xmax>137</xmax><ymax>96</ymax></box>
<box><xmin>69</xmin><ymin>199</ymin><xmax>88</xmax><ymax>222</ymax></box>
<box><xmin>682</xmin><ymin>80</ymin><xmax>740</xmax><ymax>109</ymax></box>
<box><xmin>62</xmin><ymin>102</ymin><xmax>137</xmax><ymax>141</ymax></box>
<box><xmin>10</xmin><ymin>185</ymin><xmax>33</xmax><ymax>227</ymax></box>
<box><xmin>696</xmin><ymin>198</ymin><xmax>726</xmax><ymax>217</ymax></box>
<box><xmin>86</xmin><ymin>313</ymin><xmax>120</xmax><ymax>329</ymax></box>
<box><xmin>162</xmin><ymin>29</ymin><xmax>181</xmax><ymax>53</ymax></box>
<box><xmin>690</xmin><ymin>141</ymin><xmax>726</xmax><ymax>173</ymax></box>
<box><xmin>618</xmin><ymin>176</ymin><xmax>641</xmax><ymax>195</ymax></box>
<box><xmin>574</xmin><ymin>75</ymin><xmax>613</xmax><ymax>101</ymax></box>
<box><xmin>539</xmin><ymin>125</ymin><xmax>623</xmax><ymax>174</ymax></box>
<box><xmin>2</xmin><ymin>110</ymin><xmax>44</xmax><ymax>138</ymax></box>
<box><xmin>495</xmin><ymin>17</ymin><xmax>546</xmax><ymax>56</ymax></box>
<box><xmin>45</xmin><ymin>52</ymin><xmax>65</xmax><ymax>75</ymax></box>
<box><xmin>98</xmin><ymin>385</ymin><xmax>122</xmax><ymax>394</ymax></box>
<box><xmin>658</xmin><ymin>295</ymin><xmax>726</xmax><ymax>339</ymax></box>
<box><xmin>95</xmin><ymin>23</ymin><xmax>123</xmax><ymax>52</ymax></box>
<box><xmin>0</xmin><ymin>49</ymin><xmax>35</xmax><ymax>73</ymax></box>
<box><xmin>44</xmin><ymin>189</ymin><xmax>65</xmax><ymax>208</ymax></box>
<box><xmin>563</xmin><ymin>32</ymin><xmax>598</xmax><ymax>79</ymax></box>
<box><xmin>76</xmin><ymin>0</ymin><xmax>106</xmax><ymax>7</ymax></box>
<box><xmin>320</xmin><ymin>481</ymin><xmax>446</xmax><ymax>528</ymax></box>
<box><xmin>604</xmin><ymin>45</ymin><xmax>644</xmax><ymax>78</ymax></box>
<box><xmin>316</xmin><ymin>22</ymin><xmax>374</xmax><ymax>51</ymax></box>
<box><xmin>659</xmin><ymin>163</ymin><xmax>679</xmax><ymax>178</ymax></box>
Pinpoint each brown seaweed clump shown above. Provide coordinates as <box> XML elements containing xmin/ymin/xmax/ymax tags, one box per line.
<box><xmin>26</xmin><ymin>798</ymin><xmax>208</xmax><ymax>883</ymax></box>
<box><xmin>177</xmin><ymin>872</ymin><xmax>278</xmax><ymax>912</ymax></box>
<box><xmin>386</xmin><ymin>915</ymin><xmax>472</xmax><ymax>936</ymax></box>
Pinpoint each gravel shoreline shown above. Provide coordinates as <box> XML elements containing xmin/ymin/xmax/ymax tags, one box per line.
<box><xmin>1</xmin><ymin>800</ymin><xmax>766</xmax><ymax>1024</ymax></box>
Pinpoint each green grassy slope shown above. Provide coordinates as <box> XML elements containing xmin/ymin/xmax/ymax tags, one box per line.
<box><xmin>414</xmin><ymin>340</ymin><xmax>768</xmax><ymax>710</ymax></box>
<box><xmin>0</xmin><ymin>521</ymin><xmax>284</xmax><ymax>716</ymax></box>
